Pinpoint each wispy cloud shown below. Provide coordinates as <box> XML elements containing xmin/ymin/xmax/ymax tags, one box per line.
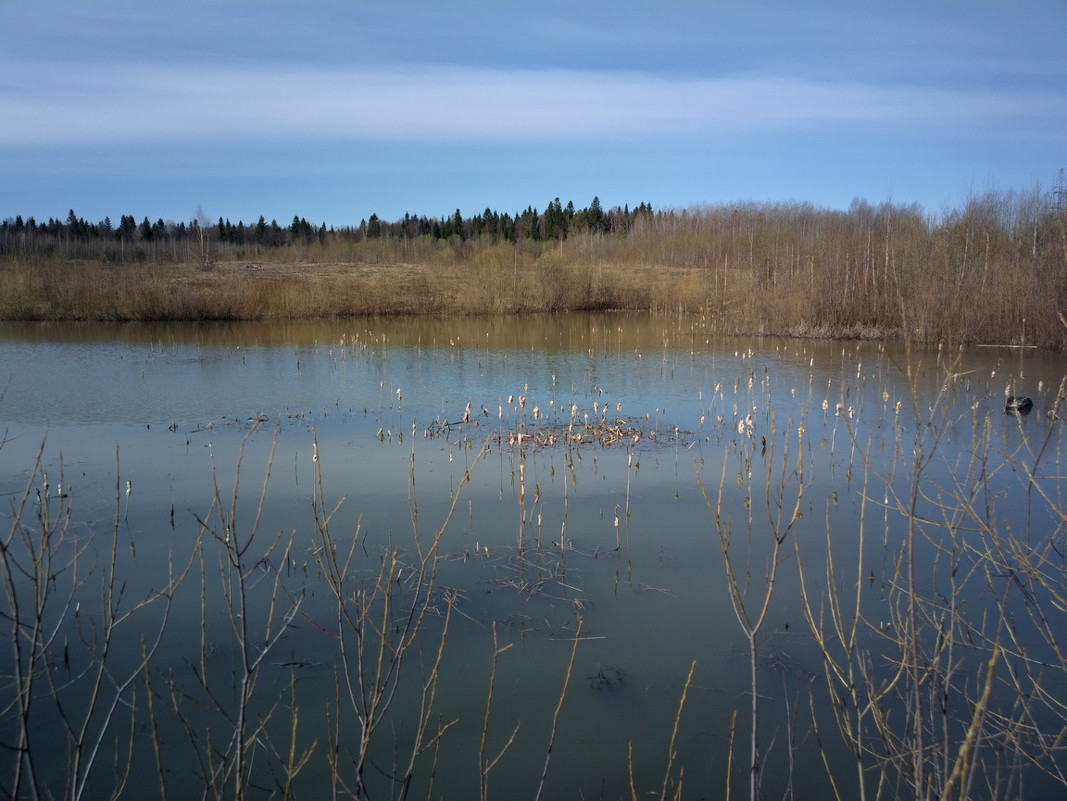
<box><xmin>3</xmin><ymin>62</ymin><xmax>1059</xmax><ymax>147</ymax></box>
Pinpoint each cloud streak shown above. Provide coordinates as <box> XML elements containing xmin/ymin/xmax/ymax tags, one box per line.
<box><xmin>3</xmin><ymin>62</ymin><xmax>1059</xmax><ymax>147</ymax></box>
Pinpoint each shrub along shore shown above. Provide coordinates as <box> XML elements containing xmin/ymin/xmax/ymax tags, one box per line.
<box><xmin>2</xmin><ymin>188</ymin><xmax>1065</xmax><ymax>347</ymax></box>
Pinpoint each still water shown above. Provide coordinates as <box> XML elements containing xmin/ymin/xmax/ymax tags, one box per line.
<box><xmin>1</xmin><ymin>313</ymin><xmax>1065</xmax><ymax>800</ymax></box>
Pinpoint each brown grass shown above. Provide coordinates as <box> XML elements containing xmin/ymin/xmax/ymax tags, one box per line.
<box><xmin>2</xmin><ymin>189</ymin><xmax>1066</xmax><ymax>346</ymax></box>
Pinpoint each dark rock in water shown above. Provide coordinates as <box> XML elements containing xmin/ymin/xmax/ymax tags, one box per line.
<box><xmin>1005</xmin><ymin>396</ymin><xmax>1033</xmax><ymax>414</ymax></box>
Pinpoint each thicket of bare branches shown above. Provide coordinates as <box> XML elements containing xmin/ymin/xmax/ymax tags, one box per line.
<box><xmin>4</xmin><ymin>354</ymin><xmax>1067</xmax><ymax>799</ymax></box>
<box><xmin>2</xmin><ymin>184</ymin><xmax>1065</xmax><ymax>346</ymax></box>
<box><xmin>703</xmin><ymin>362</ymin><xmax>1067</xmax><ymax>800</ymax></box>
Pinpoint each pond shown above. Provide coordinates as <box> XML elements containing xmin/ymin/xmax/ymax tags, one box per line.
<box><xmin>1</xmin><ymin>312</ymin><xmax>1065</xmax><ymax>800</ymax></box>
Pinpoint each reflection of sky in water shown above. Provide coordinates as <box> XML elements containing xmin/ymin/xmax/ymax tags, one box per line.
<box><xmin>1</xmin><ymin>315</ymin><xmax>1066</xmax><ymax>800</ymax></box>
<box><xmin>3</xmin><ymin>318</ymin><xmax>1062</xmax><ymax>428</ymax></box>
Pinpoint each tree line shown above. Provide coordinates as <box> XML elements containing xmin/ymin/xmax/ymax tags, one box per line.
<box><xmin>2</xmin><ymin>180</ymin><xmax>1066</xmax><ymax>345</ymax></box>
<box><xmin>0</xmin><ymin>197</ymin><xmax>654</xmax><ymax>261</ymax></box>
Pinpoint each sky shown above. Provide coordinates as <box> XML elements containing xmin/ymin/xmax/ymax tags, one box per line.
<box><xmin>1</xmin><ymin>0</ymin><xmax>1065</xmax><ymax>228</ymax></box>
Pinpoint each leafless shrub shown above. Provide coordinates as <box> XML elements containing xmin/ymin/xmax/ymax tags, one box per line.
<box><xmin>791</xmin><ymin>364</ymin><xmax>1067</xmax><ymax>800</ymax></box>
<box><xmin>0</xmin><ymin>446</ymin><xmax>195</xmax><ymax>800</ymax></box>
<box><xmin>4</xmin><ymin>186</ymin><xmax>1064</xmax><ymax>346</ymax></box>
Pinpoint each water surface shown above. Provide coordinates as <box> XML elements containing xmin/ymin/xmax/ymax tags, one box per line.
<box><xmin>1</xmin><ymin>313</ymin><xmax>1064</xmax><ymax>800</ymax></box>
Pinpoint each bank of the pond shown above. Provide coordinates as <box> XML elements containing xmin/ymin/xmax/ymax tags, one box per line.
<box><xmin>4</xmin><ymin>187</ymin><xmax>1067</xmax><ymax>348</ymax></box>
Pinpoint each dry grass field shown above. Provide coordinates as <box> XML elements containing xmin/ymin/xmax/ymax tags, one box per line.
<box><xmin>2</xmin><ymin>190</ymin><xmax>1066</xmax><ymax>345</ymax></box>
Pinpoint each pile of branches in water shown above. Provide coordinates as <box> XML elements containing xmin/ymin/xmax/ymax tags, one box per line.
<box><xmin>427</xmin><ymin>415</ymin><xmax>691</xmax><ymax>449</ymax></box>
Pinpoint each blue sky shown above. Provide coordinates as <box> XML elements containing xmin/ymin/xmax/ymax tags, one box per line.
<box><xmin>2</xmin><ymin>1</ymin><xmax>1065</xmax><ymax>228</ymax></box>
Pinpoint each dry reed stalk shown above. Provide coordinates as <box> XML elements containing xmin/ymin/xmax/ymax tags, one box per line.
<box><xmin>724</xmin><ymin>708</ymin><xmax>737</xmax><ymax>801</ymax></box>
<box><xmin>941</xmin><ymin>644</ymin><xmax>1000</xmax><ymax>801</ymax></box>
<box><xmin>658</xmin><ymin>659</ymin><xmax>697</xmax><ymax>801</ymax></box>
<box><xmin>700</xmin><ymin>411</ymin><xmax>807</xmax><ymax>801</ymax></box>
<box><xmin>478</xmin><ymin>622</ymin><xmax>518</xmax><ymax>801</ymax></box>
<box><xmin>532</xmin><ymin>612</ymin><xmax>583</xmax><ymax>801</ymax></box>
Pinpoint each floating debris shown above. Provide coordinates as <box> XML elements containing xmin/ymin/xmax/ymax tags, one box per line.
<box><xmin>426</xmin><ymin>412</ymin><xmax>688</xmax><ymax>450</ymax></box>
<box><xmin>588</xmin><ymin>663</ymin><xmax>626</xmax><ymax>693</ymax></box>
